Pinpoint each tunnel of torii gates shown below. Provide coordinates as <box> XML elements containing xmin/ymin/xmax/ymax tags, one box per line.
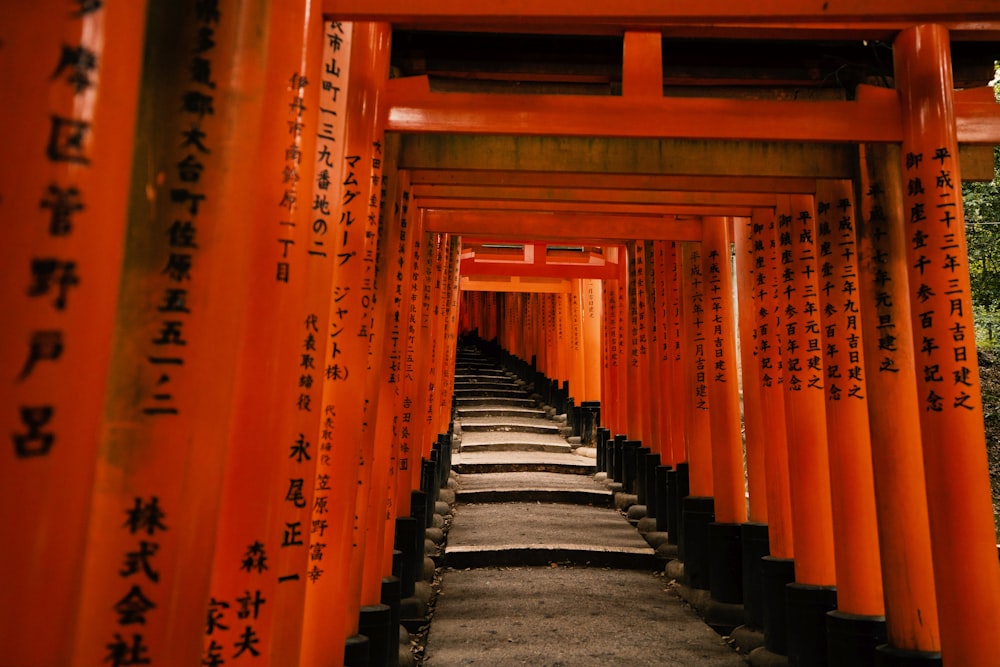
<box><xmin>8</xmin><ymin>2</ymin><xmax>1000</xmax><ymax>667</ymax></box>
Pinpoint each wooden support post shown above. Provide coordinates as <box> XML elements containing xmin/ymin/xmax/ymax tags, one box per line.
<box><xmin>814</xmin><ymin>180</ymin><xmax>887</xmax><ymax>659</ymax></box>
<box><xmin>206</xmin><ymin>2</ymin><xmax>327</xmax><ymax>664</ymax></box>
<box><xmin>680</xmin><ymin>241</ymin><xmax>713</xmax><ymax>495</ymax></box>
<box><xmin>628</xmin><ymin>241</ymin><xmax>651</xmax><ymax>441</ymax></box>
<box><xmin>603</xmin><ymin>274</ymin><xmax>625</xmax><ymax>434</ymax></box>
<box><xmin>734</xmin><ymin>216</ymin><xmax>768</xmax><ymax>525</ymax></box>
<box><xmin>701</xmin><ymin>218</ymin><xmax>747</xmax><ymax>525</ymax></box>
<box><xmin>702</xmin><ymin>217</ymin><xmax>748</xmax><ymax>605</ymax></box>
<box><xmin>300</xmin><ymin>20</ymin><xmax>391</xmax><ymax>662</ymax></box>
<box><xmin>856</xmin><ymin>144</ymin><xmax>941</xmax><ymax>659</ymax></box>
<box><xmin>651</xmin><ymin>242</ymin><xmax>676</xmax><ymax>463</ymax></box>
<box><xmin>894</xmin><ymin>24</ymin><xmax>1000</xmax><ymax>665</ymax></box>
<box><xmin>664</xmin><ymin>242</ymin><xmax>687</xmax><ymax>467</ymax></box>
<box><xmin>0</xmin><ymin>2</ymin><xmax>146</xmax><ymax>663</ymax></box>
<box><xmin>582</xmin><ymin>279</ymin><xmax>603</xmax><ymax>402</ymax></box>
<box><xmin>778</xmin><ymin>193</ymin><xmax>838</xmax><ymax>663</ymax></box>
<box><xmin>70</xmin><ymin>2</ymin><xmax>270</xmax><ymax>664</ymax></box>
<box><xmin>642</xmin><ymin>242</ymin><xmax>663</xmax><ymax>455</ymax></box>
<box><xmin>734</xmin><ymin>213</ymin><xmax>771</xmax><ymax>630</ymax></box>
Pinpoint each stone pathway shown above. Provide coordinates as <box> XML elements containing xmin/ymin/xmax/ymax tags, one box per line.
<box><xmin>421</xmin><ymin>347</ymin><xmax>747</xmax><ymax>666</ymax></box>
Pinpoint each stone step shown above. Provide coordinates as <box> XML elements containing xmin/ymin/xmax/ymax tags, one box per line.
<box><xmin>459</xmin><ymin>440</ymin><xmax>572</xmax><ymax>455</ymax></box>
<box><xmin>442</xmin><ymin>502</ymin><xmax>654</xmax><ymax>570</ymax></box>
<box><xmin>455</xmin><ymin>406</ymin><xmax>547</xmax><ymax>419</ymax></box>
<box><xmin>459</xmin><ymin>419</ymin><xmax>561</xmax><ymax>435</ymax></box>
<box><xmin>451</xmin><ymin>451</ymin><xmax>596</xmax><ymax>475</ymax></box>
<box><xmin>452</xmin><ymin>387</ymin><xmax>529</xmax><ymax>398</ymax></box>
<box><xmin>452</xmin><ymin>381</ymin><xmax>522</xmax><ymax>392</ymax></box>
<box><xmin>457</xmin><ymin>488</ymin><xmax>613</xmax><ymax>507</ymax></box>
<box><xmin>453</xmin><ymin>396</ymin><xmax>537</xmax><ymax>407</ymax></box>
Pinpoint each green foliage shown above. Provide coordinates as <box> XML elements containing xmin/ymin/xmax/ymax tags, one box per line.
<box><xmin>964</xmin><ymin>148</ymin><xmax>1000</xmax><ymax>348</ymax></box>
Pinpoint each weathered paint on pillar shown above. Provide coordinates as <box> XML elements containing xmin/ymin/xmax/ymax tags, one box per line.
<box><xmin>680</xmin><ymin>241</ymin><xmax>713</xmax><ymax>496</ymax></box>
<box><xmin>702</xmin><ymin>218</ymin><xmax>747</xmax><ymax>524</ymax></box>
<box><xmin>857</xmin><ymin>143</ymin><xmax>940</xmax><ymax>652</ymax></box>
<box><xmin>814</xmin><ymin>179</ymin><xmax>884</xmax><ymax>616</ymax></box>
<box><xmin>894</xmin><ymin>25</ymin><xmax>1000</xmax><ymax>664</ymax></box>
<box><xmin>0</xmin><ymin>2</ymin><xmax>146</xmax><ymax>663</ymax></box>
<box><xmin>643</xmin><ymin>242</ymin><xmax>664</xmax><ymax>455</ymax></box>
<box><xmin>665</xmin><ymin>242</ymin><xmax>687</xmax><ymax>467</ymax></box>
<box><xmin>734</xmin><ymin>215</ymin><xmax>768</xmax><ymax>523</ymax></box>
<box><xmin>71</xmin><ymin>1</ymin><xmax>270</xmax><ymax>663</ymax></box>
<box><xmin>603</xmin><ymin>274</ymin><xmax>624</xmax><ymax>434</ymax></box>
<box><xmin>748</xmin><ymin>208</ymin><xmax>794</xmax><ymax>558</ymax></box>
<box><xmin>778</xmin><ymin>194</ymin><xmax>836</xmax><ymax>586</ymax></box>
<box><xmin>205</xmin><ymin>2</ymin><xmax>328</xmax><ymax>663</ymax></box>
<box><xmin>628</xmin><ymin>241</ymin><xmax>651</xmax><ymax>441</ymax></box>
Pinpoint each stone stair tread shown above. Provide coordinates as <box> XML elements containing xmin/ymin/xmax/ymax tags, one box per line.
<box><xmin>459</xmin><ymin>416</ymin><xmax>558</xmax><ymax>429</ymax></box>
<box><xmin>424</xmin><ymin>568</ymin><xmax>746</xmax><ymax>666</ymax></box>
<box><xmin>446</xmin><ymin>503</ymin><xmax>650</xmax><ymax>551</ymax></box>
<box><xmin>457</xmin><ymin>471</ymin><xmax>608</xmax><ymax>492</ymax></box>
<box><xmin>460</xmin><ymin>431</ymin><xmax>568</xmax><ymax>446</ymax></box>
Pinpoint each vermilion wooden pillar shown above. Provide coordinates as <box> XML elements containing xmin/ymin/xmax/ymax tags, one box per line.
<box><xmin>733</xmin><ymin>216</ymin><xmax>768</xmax><ymax>525</ymax></box>
<box><xmin>701</xmin><ymin>217</ymin><xmax>748</xmax><ymax>605</ymax></box>
<box><xmin>814</xmin><ymin>180</ymin><xmax>887</xmax><ymax>663</ymax></box>
<box><xmin>749</xmin><ymin>206</ymin><xmax>796</xmax><ymax>657</ymax></box>
<box><xmin>0</xmin><ymin>3</ymin><xmax>146</xmax><ymax>663</ymax></box>
<box><xmin>679</xmin><ymin>240</ymin><xmax>714</xmax><ymax>591</ymax></box>
<box><xmin>733</xmin><ymin>213</ymin><xmax>771</xmax><ymax>631</ymax></box>
<box><xmin>630</xmin><ymin>240</ymin><xmax>651</xmax><ymax>442</ymax></box>
<box><xmin>603</xmin><ymin>275</ymin><xmax>625</xmax><ymax>434</ymax></box>
<box><xmin>701</xmin><ymin>218</ymin><xmax>747</xmax><ymax>525</ymax></box>
<box><xmin>642</xmin><ymin>242</ymin><xmax>663</xmax><ymax>456</ymax></box>
<box><xmin>205</xmin><ymin>3</ymin><xmax>327</xmax><ymax>664</ymax></box>
<box><xmin>665</xmin><ymin>242</ymin><xmax>686</xmax><ymax>468</ymax></box>
<box><xmin>894</xmin><ymin>25</ymin><xmax>1000</xmax><ymax>665</ymax></box>
<box><xmin>679</xmin><ymin>241</ymin><xmax>712</xmax><ymax>496</ymax></box>
<box><xmin>581</xmin><ymin>278</ymin><xmax>603</xmax><ymax>402</ymax></box>
<box><xmin>70</xmin><ymin>2</ymin><xmax>270</xmax><ymax>664</ymax></box>
<box><xmin>856</xmin><ymin>143</ymin><xmax>940</xmax><ymax>662</ymax></box>
<box><xmin>438</xmin><ymin>236</ymin><xmax>462</xmax><ymax>434</ymax></box>
<box><xmin>779</xmin><ymin>193</ymin><xmax>838</xmax><ymax>665</ymax></box>
<box><xmin>300</xmin><ymin>21</ymin><xmax>391</xmax><ymax>663</ymax></box>
<box><xmin>650</xmin><ymin>242</ymin><xmax>676</xmax><ymax>463</ymax></box>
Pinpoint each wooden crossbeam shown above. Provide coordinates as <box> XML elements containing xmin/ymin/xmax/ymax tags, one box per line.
<box><xmin>323</xmin><ymin>0</ymin><xmax>1000</xmax><ymax>26</ymax></box>
<box><xmin>411</xmin><ymin>185</ymin><xmax>776</xmax><ymax>207</ymax></box>
<box><xmin>424</xmin><ymin>208</ymin><xmax>704</xmax><ymax>243</ymax></box>
<box><xmin>407</xmin><ymin>170</ymin><xmax>820</xmax><ymax>193</ymax></box>
<box><xmin>387</xmin><ymin>78</ymin><xmax>1000</xmax><ymax>144</ymax></box>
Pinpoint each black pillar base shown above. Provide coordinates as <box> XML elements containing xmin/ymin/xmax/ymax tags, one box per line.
<box><xmin>359</xmin><ymin>603</ymin><xmax>393</xmax><ymax>667</ymax></box>
<box><xmin>394</xmin><ymin>517</ymin><xmax>417</xmax><ymax>598</ymax></box>
<box><xmin>827</xmin><ymin>610</ymin><xmax>886</xmax><ymax>667</ymax></box>
<box><xmin>655</xmin><ymin>465</ymin><xmax>671</xmax><ymax>532</ymax></box>
<box><xmin>741</xmin><ymin>522</ymin><xmax>770</xmax><ymax>629</ymax></box>
<box><xmin>760</xmin><ymin>556</ymin><xmax>795</xmax><ymax>656</ymax></box>
<box><xmin>644</xmin><ymin>453</ymin><xmax>661</xmax><ymax>518</ymax></box>
<box><xmin>785</xmin><ymin>583</ymin><xmax>837</xmax><ymax>667</ymax></box>
<box><xmin>874</xmin><ymin>646</ymin><xmax>942</xmax><ymax>667</ymax></box>
<box><xmin>344</xmin><ymin>634</ymin><xmax>370</xmax><ymax>666</ymax></box>
<box><xmin>681</xmin><ymin>496</ymin><xmax>715</xmax><ymax>590</ymax></box>
<box><xmin>623</xmin><ymin>440</ymin><xmax>641</xmax><ymax>493</ymax></box>
<box><xmin>635</xmin><ymin>446</ymin><xmax>651</xmax><ymax>503</ymax></box>
<box><xmin>381</xmin><ymin>577</ymin><xmax>402</xmax><ymax>667</ymax></box>
<box><xmin>708</xmin><ymin>521</ymin><xmax>743</xmax><ymax>604</ymax></box>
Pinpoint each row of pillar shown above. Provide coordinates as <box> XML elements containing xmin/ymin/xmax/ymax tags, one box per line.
<box><xmin>459</xmin><ymin>24</ymin><xmax>1000</xmax><ymax>667</ymax></box>
<box><xmin>2</xmin><ymin>7</ymin><xmax>461</xmax><ymax>666</ymax></box>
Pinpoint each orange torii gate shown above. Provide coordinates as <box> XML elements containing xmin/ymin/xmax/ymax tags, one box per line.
<box><xmin>5</xmin><ymin>4</ymin><xmax>1000</xmax><ymax>667</ymax></box>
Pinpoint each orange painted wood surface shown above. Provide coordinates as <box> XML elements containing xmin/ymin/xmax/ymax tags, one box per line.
<box><xmin>679</xmin><ymin>241</ymin><xmax>713</xmax><ymax>497</ymax></box>
<box><xmin>0</xmin><ymin>2</ymin><xmax>147</xmax><ymax>663</ymax></box>
<box><xmin>857</xmin><ymin>144</ymin><xmax>940</xmax><ymax>652</ymax></box>
<box><xmin>895</xmin><ymin>25</ymin><xmax>1000</xmax><ymax>664</ymax></box>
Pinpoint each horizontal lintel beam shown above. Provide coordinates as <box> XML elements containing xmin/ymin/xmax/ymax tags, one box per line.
<box><xmin>323</xmin><ymin>1</ymin><xmax>1000</xmax><ymax>25</ymax></box>
<box><xmin>412</xmin><ymin>184</ymin><xmax>776</xmax><ymax>207</ymax></box>
<box><xmin>415</xmin><ymin>197</ymin><xmax>754</xmax><ymax>217</ymax></box>
<box><xmin>388</xmin><ymin>79</ymin><xmax>1000</xmax><ymax>144</ymax></box>
<box><xmin>424</xmin><ymin>208</ymin><xmax>704</xmax><ymax>242</ymax></box>
<box><xmin>407</xmin><ymin>169</ymin><xmax>819</xmax><ymax>194</ymax></box>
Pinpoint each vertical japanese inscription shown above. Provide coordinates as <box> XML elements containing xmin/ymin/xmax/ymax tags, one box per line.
<box><xmin>14</xmin><ymin>1</ymin><xmax>103</xmax><ymax>458</ymax></box>
<box><xmin>817</xmin><ymin>194</ymin><xmax>865</xmax><ymax>401</ymax></box>
<box><xmin>903</xmin><ymin>147</ymin><xmax>977</xmax><ymax>413</ymax></box>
